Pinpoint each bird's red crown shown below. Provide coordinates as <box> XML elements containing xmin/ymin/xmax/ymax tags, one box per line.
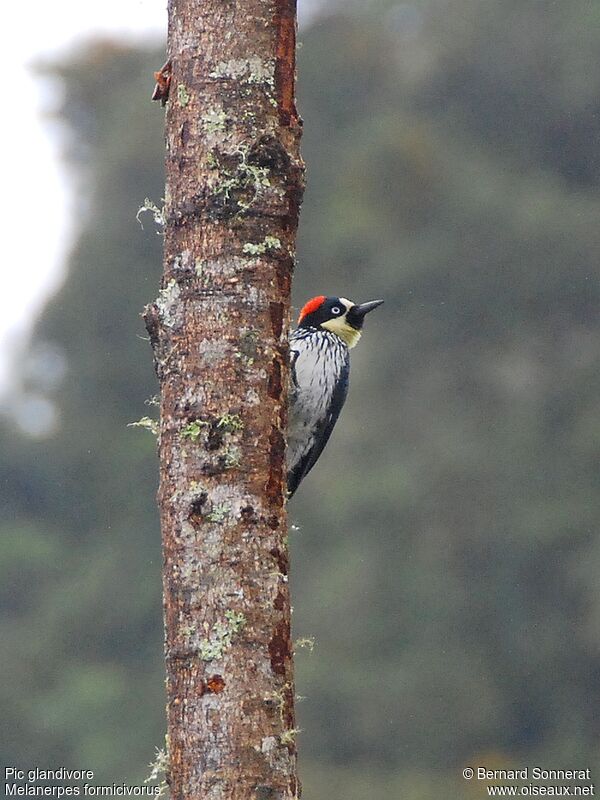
<box><xmin>298</xmin><ymin>295</ymin><xmax>326</xmax><ymax>323</ymax></box>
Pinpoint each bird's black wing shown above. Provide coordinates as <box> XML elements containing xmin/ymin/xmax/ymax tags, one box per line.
<box><xmin>287</xmin><ymin>356</ymin><xmax>350</xmax><ymax>496</ymax></box>
<box><xmin>290</xmin><ymin>347</ymin><xmax>300</xmax><ymax>389</ymax></box>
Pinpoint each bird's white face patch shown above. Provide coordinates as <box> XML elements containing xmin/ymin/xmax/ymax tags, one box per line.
<box><xmin>320</xmin><ymin>298</ymin><xmax>361</xmax><ymax>348</ymax></box>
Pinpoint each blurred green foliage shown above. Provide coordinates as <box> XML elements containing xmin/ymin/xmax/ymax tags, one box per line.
<box><xmin>2</xmin><ymin>2</ymin><xmax>600</xmax><ymax>797</ymax></box>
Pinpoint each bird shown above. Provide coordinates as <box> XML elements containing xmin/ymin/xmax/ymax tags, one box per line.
<box><xmin>287</xmin><ymin>295</ymin><xmax>383</xmax><ymax>496</ymax></box>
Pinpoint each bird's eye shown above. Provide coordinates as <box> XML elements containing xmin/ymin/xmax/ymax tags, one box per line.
<box><xmin>331</xmin><ymin>306</ymin><xmax>341</xmax><ymax>315</ymax></box>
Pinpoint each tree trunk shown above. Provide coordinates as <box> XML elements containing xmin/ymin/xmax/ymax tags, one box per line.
<box><xmin>143</xmin><ymin>1</ymin><xmax>304</xmax><ymax>798</ymax></box>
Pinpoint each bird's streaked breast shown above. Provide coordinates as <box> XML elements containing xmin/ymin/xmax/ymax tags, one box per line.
<box><xmin>287</xmin><ymin>328</ymin><xmax>349</xmax><ymax>473</ymax></box>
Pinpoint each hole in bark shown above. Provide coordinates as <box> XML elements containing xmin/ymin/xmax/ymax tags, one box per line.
<box><xmin>273</xmin><ymin>591</ymin><xmax>285</xmax><ymax>611</ymax></box>
<box><xmin>275</xmin><ymin>258</ymin><xmax>292</xmax><ymax>293</ymax></box>
<box><xmin>207</xmin><ymin>424</ymin><xmax>225</xmax><ymax>450</ymax></box>
<box><xmin>268</xmin><ymin>620</ymin><xmax>291</xmax><ymax>677</ymax></box>
<box><xmin>201</xmin><ymin>458</ymin><xmax>226</xmax><ymax>476</ymax></box>
<box><xmin>241</xmin><ymin>505</ymin><xmax>258</xmax><ymax>523</ymax></box>
<box><xmin>266</xmin><ymin>426</ymin><xmax>286</xmax><ymax>505</ymax></box>
<box><xmin>269</xmin><ymin>302</ymin><xmax>284</xmax><ymax>338</ymax></box>
<box><xmin>248</xmin><ymin>135</ymin><xmax>291</xmax><ymax>175</ymax></box>
<box><xmin>189</xmin><ymin>493</ymin><xmax>208</xmax><ymax>526</ymax></box>
<box><xmin>270</xmin><ymin>547</ymin><xmax>289</xmax><ymax>575</ymax></box>
<box><xmin>180</xmin><ymin>121</ymin><xmax>190</xmax><ymax>146</ymax></box>
<box><xmin>267</xmin><ymin>358</ymin><xmax>283</xmax><ymax>399</ymax></box>
<box><xmin>206</xmin><ymin>674</ymin><xmax>226</xmax><ymax>694</ymax></box>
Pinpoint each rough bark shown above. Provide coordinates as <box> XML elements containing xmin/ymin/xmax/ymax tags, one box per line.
<box><xmin>143</xmin><ymin>2</ymin><xmax>304</xmax><ymax>798</ymax></box>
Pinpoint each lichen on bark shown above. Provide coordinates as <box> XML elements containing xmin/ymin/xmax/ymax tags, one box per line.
<box><xmin>143</xmin><ymin>1</ymin><xmax>304</xmax><ymax>798</ymax></box>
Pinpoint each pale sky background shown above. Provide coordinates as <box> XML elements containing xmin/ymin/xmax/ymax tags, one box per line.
<box><xmin>1</xmin><ymin>0</ymin><xmax>321</xmax><ymax>397</ymax></box>
<box><xmin>1</xmin><ymin>0</ymin><xmax>167</xmax><ymax>395</ymax></box>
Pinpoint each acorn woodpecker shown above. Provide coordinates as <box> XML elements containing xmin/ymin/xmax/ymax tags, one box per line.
<box><xmin>287</xmin><ymin>295</ymin><xmax>383</xmax><ymax>496</ymax></box>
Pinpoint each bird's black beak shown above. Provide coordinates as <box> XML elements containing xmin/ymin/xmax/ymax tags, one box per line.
<box><xmin>347</xmin><ymin>299</ymin><xmax>384</xmax><ymax>330</ymax></box>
